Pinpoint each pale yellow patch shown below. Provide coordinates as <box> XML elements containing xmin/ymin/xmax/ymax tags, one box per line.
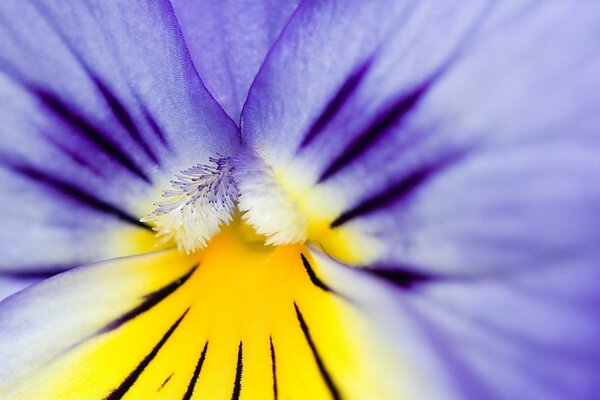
<box><xmin>106</xmin><ymin>225</ymin><xmax>172</xmax><ymax>257</ymax></box>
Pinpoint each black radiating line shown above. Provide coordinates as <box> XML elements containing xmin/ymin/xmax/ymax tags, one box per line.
<box><xmin>157</xmin><ymin>373</ymin><xmax>173</xmax><ymax>392</ymax></box>
<box><xmin>231</xmin><ymin>342</ymin><xmax>243</xmax><ymax>400</ymax></box>
<box><xmin>270</xmin><ymin>336</ymin><xmax>278</xmax><ymax>400</ymax></box>
<box><xmin>105</xmin><ymin>309</ymin><xmax>189</xmax><ymax>400</ymax></box>
<box><xmin>300</xmin><ymin>253</ymin><xmax>332</xmax><ymax>293</ymax></box>
<box><xmin>182</xmin><ymin>341</ymin><xmax>209</xmax><ymax>400</ymax></box>
<box><xmin>33</xmin><ymin>88</ymin><xmax>151</xmax><ymax>183</ymax></box>
<box><xmin>293</xmin><ymin>303</ymin><xmax>341</xmax><ymax>400</ymax></box>
<box><xmin>300</xmin><ymin>60</ymin><xmax>371</xmax><ymax>149</ymax></box>
<box><xmin>1</xmin><ymin>158</ymin><xmax>150</xmax><ymax>230</ymax></box>
<box><xmin>318</xmin><ymin>82</ymin><xmax>431</xmax><ymax>183</ymax></box>
<box><xmin>100</xmin><ymin>264</ymin><xmax>198</xmax><ymax>333</ymax></box>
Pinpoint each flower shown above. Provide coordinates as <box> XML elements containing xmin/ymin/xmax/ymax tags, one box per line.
<box><xmin>0</xmin><ymin>0</ymin><xmax>599</xmax><ymax>399</ymax></box>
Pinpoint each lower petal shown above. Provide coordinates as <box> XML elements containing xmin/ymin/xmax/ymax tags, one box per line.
<box><xmin>239</xmin><ymin>0</ymin><xmax>600</xmax><ymax>276</ymax></box>
<box><xmin>5</xmin><ymin>221</ymin><xmax>594</xmax><ymax>399</ymax></box>
<box><xmin>0</xmin><ymin>223</ymin><xmax>412</xmax><ymax>399</ymax></box>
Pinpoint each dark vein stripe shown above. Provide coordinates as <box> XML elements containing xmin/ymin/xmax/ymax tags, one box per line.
<box><xmin>182</xmin><ymin>341</ymin><xmax>209</xmax><ymax>400</ymax></box>
<box><xmin>0</xmin><ymin>157</ymin><xmax>150</xmax><ymax>230</ymax></box>
<box><xmin>41</xmin><ymin>131</ymin><xmax>104</xmax><ymax>176</ymax></box>
<box><xmin>0</xmin><ymin>266</ymin><xmax>72</xmax><ymax>279</ymax></box>
<box><xmin>33</xmin><ymin>88</ymin><xmax>151</xmax><ymax>183</ymax></box>
<box><xmin>330</xmin><ymin>165</ymin><xmax>432</xmax><ymax>228</ymax></box>
<box><xmin>90</xmin><ymin>75</ymin><xmax>160</xmax><ymax>165</ymax></box>
<box><xmin>10</xmin><ymin>1</ymin><xmax>165</xmax><ymax>166</ymax></box>
<box><xmin>231</xmin><ymin>342</ymin><xmax>243</xmax><ymax>400</ymax></box>
<box><xmin>270</xmin><ymin>337</ymin><xmax>278</xmax><ymax>400</ymax></box>
<box><xmin>300</xmin><ymin>60</ymin><xmax>371</xmax><ymax>149</ymax></box>
<box><xmin>5</xmin><ymin>16</ymin><xmax>163</xmax><ymax>167</ymax></box>
<box><xmin>158</xmin><ymin>373</ymin><xmax>173</xmax><ymax>392</ymax></box>
<box><xmin>294</xmin><ymin>303</ymin><xmax>341</xmax><ymax>400</ymax></box>
<box><xmin>300</xmin><ymin>253</ymin><xmax>332</xmax><ymax>293</ymax></box>
<box><xmin>105</xmin><ymin>308</ymin><xmax>189</xmax><ymax>400</ymax></box>
<box><xmin>330</xmin><ymin>154</ymin><xmax>462</xmax><ymax>228</ymax></box>
<box><xmin>319</xmin><ymin>82</ymin><xmax>431</xmax><ymax>183</ymax></box>
<box><xmin>142</xmin><ymin>106</ymin><xmax>170</xmax><ymax>148</ymax></box>
<box><xmin>1</xmin><ymin>50</ymin><xmax>152</xmax><ymax>183</ymax></box>
<box><xmin>364</xmin><ymin>267</ymin><xmax>433</xmax><ymax>289</ymax></box>
<box><xmin>100</xmin><ymin>264</ymin><xmax>198</xmax><ymax>333</ymax></box>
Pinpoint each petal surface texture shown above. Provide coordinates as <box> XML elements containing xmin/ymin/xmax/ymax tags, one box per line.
<box><xmin>0</xmin><ymin>0</ymin><xmax>240</xmax><ymax>273</ymax></box>
<box><xmin>241</xmin><ymin>0</ymin><xmax>600</xmax><ymax>275</ymax></box>
<box><xmin>0</xmin><ymin>222</ymin><xmax>438</xmax><ymax>400</ymax></box>
<box><xmin>171</xmin><ymin>0</ymin><xmax>301</xmax><ymax>122</ymax></box>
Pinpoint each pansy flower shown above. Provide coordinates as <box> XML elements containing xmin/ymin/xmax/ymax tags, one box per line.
<box><xmin>1</xmin><ymin>0</ymin><xmax>599</xmax><ymax>399</ymax></box>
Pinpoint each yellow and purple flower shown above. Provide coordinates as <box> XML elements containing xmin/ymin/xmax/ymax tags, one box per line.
<box><xmin>0</xmin><ymin>0</ymin><xmax>599</xmax><ymax>399</ymax></box>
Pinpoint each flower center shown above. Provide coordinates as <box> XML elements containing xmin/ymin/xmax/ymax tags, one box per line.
<box><xmin>142</xmin><ymin>152</ymin><xmax>307</xmax><ymax>253</ymax></box>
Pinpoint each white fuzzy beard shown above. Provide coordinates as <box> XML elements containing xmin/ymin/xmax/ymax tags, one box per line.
<box><xmin>141</xmin><ymin>157</ymin><xmax>238</xmax><ymax>253</ymax></box>
<box><xmin>232</xmin><ymin>150</ymin><xmax>307</xmax><ymax>246</ymax></box>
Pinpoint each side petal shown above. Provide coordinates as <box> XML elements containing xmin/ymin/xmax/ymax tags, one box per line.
<box><xmin>405</xmin><ymin>263</ymin><xmax>600</xmax><ymax>399</ymax></box>
<box><xmin>313</xmin><ymin>249</ymin><xmax>600</xmax><ymax>400</ymax></box>
<box><xmin>0</xmin><ymin>249</ymin><xmax>200</xmax><ymax>398</ymax></box>
<box><xmin>240</xmin><ymin>0</ymin><xmax>600</xmax><ymax>272</ymax></box>
<box><xmin>0</xmin><ymin>0</ymin><xmax>240</xmax><ymax>272</ymax></box>
<box><xmin>171</xmin><ymin>0</ymin><xmax>300</xmax><ymax>122</ymax></box>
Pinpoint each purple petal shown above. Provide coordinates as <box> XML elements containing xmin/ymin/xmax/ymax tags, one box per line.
<box><xmin>241</xmin><ymin>0</ymin><xmax>600</xmax><ymax>277</ymax></box>
<box><xmin>171</xmin><ymin>0</ymin><xmax>300</xmax><ymax>122</ymax></box>
<box><xmin>405</xmin><ymin>262</ymin><xmax>600</xmax><ymax>399</ymax></box>
<box><xmin>0</xmin><ymin>0</ymin><xmax>240</xmax><ymax>271</ymax></box>
<box><xmin>314</xmin><ymin>249</ymin><xmax>600</xmax><ymax>399</ymax></box>
<box><xmin>240</xmin><ymin>3</ymin><xmax>600</xmax><ymax>396</ymax></box>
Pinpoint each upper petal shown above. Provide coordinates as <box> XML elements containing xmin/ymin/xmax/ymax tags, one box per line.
<box><xmin>240</xmin><ymin>0</ymin><xmax>600</xmax><ymax>274</ymax></box>
<box><xmin>0</xmin><ymin>0</ymin><xmax>240</xmax><ymax>272</ymax></box>
<box><xmin>171</xmin><ymin>0</ymin><xmax>301</xmax><ymax>122</ymax></box>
